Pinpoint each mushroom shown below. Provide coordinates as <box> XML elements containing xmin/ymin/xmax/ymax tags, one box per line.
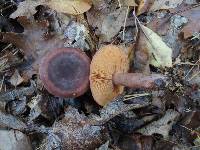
<box><xmin>90</xmin><ymin>45</ymin><xmax>165</xmax><ymax>106</ymax></box>
<box><xmin>39</xmin><ymin>48</ymin><xmax>90</xmax><ymax>98</ymax></box>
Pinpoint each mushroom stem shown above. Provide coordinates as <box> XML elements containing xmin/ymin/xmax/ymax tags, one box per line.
<box><xmin>113</xmin><ymin>73</ymin><xmax>165</xmax><ymax>89</ymax></box>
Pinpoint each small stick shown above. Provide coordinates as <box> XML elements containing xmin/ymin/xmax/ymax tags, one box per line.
<box><xmin>122</xmin><ymin>6</ymin><xmax>129</xmax><ymax>40</ymax></box>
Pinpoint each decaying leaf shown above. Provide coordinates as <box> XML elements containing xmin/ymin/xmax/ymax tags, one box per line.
<box><xmin>7</xmin><ymin>97</ymin><xmax>27</xmax><ymax>116</ymax></box>
<box><xmin>87</xmin><ymin>1</ymin><xmax>132</xmax><ymax>42</ymax></box>
<box><xmin>0</xmin><ymin>130</ymin><xmax>32</xmax><ymax>150</ymax></box>
<box><xmin>150</xmin><ymin>0</ymin><xmax>183</xmax><ymax>11</ymax></box>
<box><xmin>137</xmin><ymin>0</ymin><xmax>154</xmax><ymax>15</ymax></box>
<box><xmin>0</xmin><ymin>80</ymin><xmax>36</xmax><ymax>102</ymax></box>
<box><xmin>87</xmin><ymin>7</ymin><xmax>127</xmax><ymax>42</ymax></box>
<box><xmin>140</xmin><ymin>25</ymin><xmax>173</xmax><ymax>67</ymax></box>
<box><xmin>179</xmin><ymin>6</ymin><xmax>200</xmax><ymax>39</ymax></box>
<box><xmin>137</xmin><ymin>109</ymin><xmax>180</xmax><ymax>138</ymax></box>
<box><xmin>10</xmin><ymin>0</ymin><xmax>43</xmax><ymax>18</ymax></box>
<box><xmin>0</xmin><ymin>111</ymin><xmax>27</xmax><ymax>130</ymax></box>
<box><xmin>0</xmin><ymin>17</ymin><xmax>65</xmax><ymax>77</ymax></box>
<box><xmin>52</xmin><ymin>106</ymin><xmax>108</xmax><ymax>149</ymax></box>
<box><xmin>137</xmin><ymin>0</ymin><xmax>184</xmax><ymax>15</ymax></box>
<box><xmin>120</xmin><ymin>0</ymin><xmax>138</xmax><ymax>7</ymax></box>
<box><xmin>100</xmin><ymin>7</ymin><xmax>128</xmax><ymax>42</ymax></box>
<box><xmin>27</xmin><ymin>94</ymin><xmax>42</xmax><ymax>121</ymax></box>
<box><xmin>9</xmin><ymin>69</ymin><xmax>24</xmax><ymax>86</ymax></box>
<box><xmin>118</xmin><ymin>134</ymin><xmax>153</xmax><ymax>150</ymax></box>
<box><xmin>10</xmin><ymin>0</ymin><xmax>92</xmax><ymax>18</ymax></box>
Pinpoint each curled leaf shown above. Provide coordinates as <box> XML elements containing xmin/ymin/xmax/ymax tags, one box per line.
<box><xmin>140</xmin><ymin>25</ymin><xmax>173</xmax><ymax>67</ymax></box>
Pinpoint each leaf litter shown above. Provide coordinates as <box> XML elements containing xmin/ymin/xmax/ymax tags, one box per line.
<box><xmin>0</xmin><ymin>0</ymin><xmax>200</xmax><ymax>150</ymax></box>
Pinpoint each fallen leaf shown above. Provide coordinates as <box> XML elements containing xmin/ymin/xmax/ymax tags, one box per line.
<box><xmin>10</xmin><ymin>0</ymin><xmax>92</xmax><ymax>18</ymax></box>
<box><xmin>52</xmin><ymin>106</ymin><xmax>108</xmax><ymax>149</ymax></box>
<box><xmin>27</xmin><ymin>94</ymin><xmax>42</xmax><ymax>121</ymax></box>
<box><xmin>10</xmin><ymin>0</ymin><xmax>43</xmax><ymax>18</ymax></box>
<box><xmin>137</xmin><ymin>109</ymin><xmax>180</xmax><ymax>138</ymax></box>
<box><xmin>137</xmin><ymin>0</ymin><xmax>154</xmax><ymax>15</ymax></box>
<box><xmin>118</xmin><ymin>134</ymin><xmax>153</xmax><ymax>150</ymax></box>
<box><xmin>10</xmin><ymin>70</ymin><xmax>24</xmax><ymax>86</ymax></box>
<box><xmin>140</xmin><ymin>25</ymin><xmax>173</xmax><ymax>67</ymax></box>
<box><xmin>134</xmin><ymin>32</ymin><xmax>150</xmax><ymax>73</ymax></box>
<box><xmin>120</xmin><ymin>0</ymin><xmax>138</xmax><ymax>7</ymax></box>
<box><xmin>101</xmin><ymin>7</ymin><xmax>128</xmax><ymax>42</ymax></box>
<box><xmin>179</xmin><ymin>6</ymin><xmax>200</xmax><ymax>39</ymax></box>
<box><xmin>0</xmin><ymin>130</ymin><xmax>32</xmax><ymax>150</ymax></box>
<box><xmin>0</xmin><ymin>111</ymin><xmax>27</xmax><ymax>130</ymax></box>
<box><xmin>150</xmin><ymin>0</ymin><xmax>183</xmax><ymax>11</ymax></box>
<box><xmin>0</xmin><ymin>17</ymin><xmax>65</xmax><ymax>77</ymax></box>
<box><xmin>137</xmin><ymin>0</ymin><xmax>184</xmax><ymax>15</ymax></box>
<box><xmin>87</xmin><ymin>1</ymin><xmax>130</xmax><ymax>42</ymax></box>
<box><xmin>47</xmin><ymin>0</ymin><xmax>92</xmax><ymax>15</ymax></box>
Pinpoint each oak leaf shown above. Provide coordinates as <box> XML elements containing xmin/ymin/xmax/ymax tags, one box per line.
<box><xmin>140</xmin><ymin>25</ymin><xmax>173</xmax><ymax>67</ymax></box>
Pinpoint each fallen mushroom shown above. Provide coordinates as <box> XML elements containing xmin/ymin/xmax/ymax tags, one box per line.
<box><xmin>90</xmin><ymin>45</ymin><xmax>165</xmax><ymax>106</ymax></box>
<box><xmin>0</xmin><ymin>17</ymin><xmax>91</xmax><ymax>98</ymax></box>
<box><xmin>39</xmin><ymin>48</ymin><xmax>90</xmax><ymax>97</ymax></box>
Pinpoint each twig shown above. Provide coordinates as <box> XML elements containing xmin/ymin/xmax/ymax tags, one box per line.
<box><xmin>188</xmin><ymin>71</ymin><xmax>200</xmax><ymax>81</ymax></box>
<box><xmin>133</xmin><ymin>7</ymin><xmax>139</xmax><ymax>41</ymax></box>
<box><xmin>184</xmin><ymin>58</ymin><xmax>200</xmax><ymax>79</ymax></box>
<box><xmin>118</xmin><ymin>0</ymin><xmax>122</xmax><ymax>8</ymax></box>
<box><xmin>124</xmin><ymin>93</ymin><xmax>150</xmax><ymax>101</ymax></box>
<box><xmin>179</xmin><ymin>125</ymin><xmax>200</xmax><ymax>136</ymax></box>
<box><xmin>122</xmin><ymin>6</ymin><xmax>129</xmax><ymax>40</ymax></box>
<box><xmin>0</xmin><ymin>75</ymin><xmax>5</xmax><ymax>92</ymax></box>
<box><xmin>1</xmin><ymin>44</ymin><xmax>12</xmax><ymax>52</ymax></box>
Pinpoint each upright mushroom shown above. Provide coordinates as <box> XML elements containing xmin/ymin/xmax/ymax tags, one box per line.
<box><xmin>39</xmin><ymin>48</ymin><xmax>90</xmax><ymax>98</ymax></box>
<box><xmin>90</xmin><ymin>45</ymin><xmax>165</xmax><ymax>106</ymax></box>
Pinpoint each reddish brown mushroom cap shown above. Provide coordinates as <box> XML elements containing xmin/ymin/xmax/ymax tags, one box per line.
<box><xmin>39</xmin><ymin>48</ymin><xmax>90</xmax><ymax>98</ymax></box>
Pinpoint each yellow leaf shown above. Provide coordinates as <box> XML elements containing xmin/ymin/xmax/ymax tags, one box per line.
<box><xmin>47</xmin><ymin>0</ymin><xmax>92</xmax><ymax>15</ymax></box>
<box><xmin>141</xmin><ymin>25</ymin><xmax>172</xmax><ymax>67</ymax></box>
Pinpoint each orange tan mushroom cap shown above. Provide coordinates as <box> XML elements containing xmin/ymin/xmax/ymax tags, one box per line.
<box><xmin>90</xmin><ymin>45</ymin><xmax>129</xmax><ymax>106</ymax></box>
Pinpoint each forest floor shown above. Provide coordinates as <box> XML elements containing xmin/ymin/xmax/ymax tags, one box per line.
<box><xmin>0</xmin><ymin>0</ymin><xmax>200</xmax><ymax>150</ymax></box>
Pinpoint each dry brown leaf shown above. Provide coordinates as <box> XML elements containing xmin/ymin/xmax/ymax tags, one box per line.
<box><xmin>52</xmin><ymin>106</ymin><xmax>108</xmax><ymax>149</ymax></box>
<box><xmin>101</xmin><ymin>7</ymin><xmax>128</xmax><ymax>42</ymax></box>
<box><xmin>120</xmin><ymin>0</ymin><xmax>138</xmax><ymax>7</ymax></box>
<box><xmin>150</xmin><ymin>0</ymin><xmax>183</xmax><ymax>11</ymax></box>
<box><xmin>135</xmin><ymin>30</ymin><xmax>150</xmax><ymax>73</ymax></box>
<box><xmin>137</xmin><ymin>109</ymin><xmax>180</xmax><ymax>138</ymax></box>
<box><xmin>179</xmin><ymin>6</ymin><xmax>200</xmax><ymax>39</ymax></box>
<box><xmin>10</xmin><ymin>0</ymin><xmax>92</xmax><ymax>18</ymax></box>
<box><xmin>0</xmin><ymin>17</ymin><xmax>65</xmax><ymax>77</ymax></box>
<box><xmin>137</xmin><ymin>0</ymin><xmax>154</xmax><ymax>15</ymax></box>
<box><xmin>137</xmin><ymin>0</ymin><xmax>184</xmax><ymax>15</ymax></box>
<box><xmin>10</xmin><ymin>70</ymin><xmax>24</xmax><ymax>86</ymax></box>
<box><xmin>47</xmin><ymin>0</ymin><xmax>92</xmax><ymax>15</ymax></box>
